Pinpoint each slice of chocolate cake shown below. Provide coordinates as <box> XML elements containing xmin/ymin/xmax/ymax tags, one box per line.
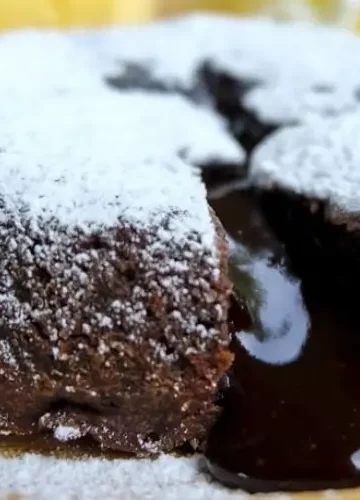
<box><xmin>250</xmin><ymin>113</ymin><xmax>360</xmax><ymax>309</ymax></box>
<box><xmin>0</xmin><ymin>88</ymin><xmax>236</xmax><ymax>455</ymax></box>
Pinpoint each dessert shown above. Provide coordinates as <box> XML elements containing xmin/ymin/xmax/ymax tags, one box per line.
<box><xmin>3</xmin><ymin>12</ymin><xmax>360</xmax><ymax>498</ymax></box>
<box><xmin>0</xmin><ymin>86</ymin><xmax>241</xmax><ymax>455</ymax></box>
<box><xmin>250</xmin><ymin>113</ymin><xmax>360</xmax><ymax>308</ymax></box>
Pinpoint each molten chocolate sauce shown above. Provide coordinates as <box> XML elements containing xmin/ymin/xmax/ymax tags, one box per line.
<box><xmin>206</xmin><ymin>182</ymin><xmax>360</xmax><ymax>492</ymax></box>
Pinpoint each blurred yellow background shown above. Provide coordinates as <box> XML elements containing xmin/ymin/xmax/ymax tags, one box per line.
<box><xmin>0</xmin><ymin>0</ymin><xmax>359</xmax><ymax>31</ymax></box>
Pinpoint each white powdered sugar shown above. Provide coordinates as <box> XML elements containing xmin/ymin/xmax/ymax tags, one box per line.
<box><xmin>0</xmin><ymin>30</ymin><xmax>101</xmax><ymax>98</ymax></box>
<box><xmin>250</xmin><ymin>113</ymin><xmax>360</xmax><ymax>214</ymax></box>
<box><xmin>0</xmin><ymin>87</ymin><xmax>240</xmax><ymax>237</ymax></box>
<box><xmin>0</xmin><ymin>27</ymin><xmax>244</xmax><ymax>164</ymax></box>
<box><xmin>0</xmin><ymin>340</ymin><xmax>18</xmax><ymax>369</ymax></box>
<box><xmin>0</xmin><ymin>453</ymin><xmax>288</xmax><ymax>500</ymax></box>
<box><xmin>95</xmin><ymin>13</ymin><xmax>360</xmax><ymax>125</ymax></box>
<box><xmin>3</xmin><ymin>14</ymin><xmax>360</xmax><ymax>128</ymax></box>
<box><xmin>53</xmin><ymin>426</ymin><xmax>83</xmax><ymax>443</ymax></box>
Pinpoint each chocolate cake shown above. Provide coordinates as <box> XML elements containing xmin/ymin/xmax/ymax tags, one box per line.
<box><xmin>250</xmin><ymin>113</ymin><xmax>360</xmax><ymax>309</ymax></box>
<box><xmin>0</xmin><ymin>85</ymin><xmax>241</xmax><ymax>455</ymax></box>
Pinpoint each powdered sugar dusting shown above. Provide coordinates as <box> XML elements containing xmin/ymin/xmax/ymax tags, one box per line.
<box><xmin>0</xmin><ymin>30</ymin><xmax>101</xmax><ymax>98</ymax></box>
<box><xmin>53</xmin><ymin>426</ymin><xmax>83</xmax><ymax>443</ymax></box>
<box><xmin>0</xmin><ymin>340</ymin><xmax>18</xmax><ymax>369</ymax></box>
<box><xmin>0</xmin><ymin>454</ymin><xmax>264</xmax><ymax>500</ymax></box>
<box><xmin>250</xmin><ymin>113</ymin><xmax>360</xmax><ymax>214</ymax></box>
<box><xmin>0</xmin><ymin>89</ymin><xmax>221</xmax><ymax>238</ymax></box>
<box><xmin>1</xmin><ymin>90</ymin><xmax>243</xmax><ymax>168</ymax></box>
<box><xmin>4</xmin><ymin>14</ymin><xmax>360</xmax><ymax>128</ymax></box>
<box><xmin>98</xmin><ymin>13</ymin><xmax>360</xmax><ymax>125</ymax></box>
<box><xmin>0</xmin><ymin>27</ymin><xmax>243</xmax><ymax>165</ymax></box>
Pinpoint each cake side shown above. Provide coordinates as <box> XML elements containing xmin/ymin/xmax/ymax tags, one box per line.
<box><xmin>0</xmin><ymin>202</ymin><xmax>232</xmax><ymax>454</ymax></box>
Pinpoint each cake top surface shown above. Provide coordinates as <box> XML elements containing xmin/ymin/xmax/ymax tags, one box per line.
<box><xmin>3</xmin><ymin>13</ymin><xmax>360</xmax><ymax>127</ymax></box>
<box><xmin>0</xmin><ymin>30</ymin><xmax>100</xmax><ymax>98</ymax></box>
<box><xmin>95</xmin><ymin>13</ymin><xmax>360</xmax><ymax>124</ymax></box>
<box><xmin>0</xmin><ymin>87</ymin><xmax>243</xmax><ymax>246</ymax></box>
<box><xmin>250</xmin><ymin>113</ymin><xmax>360</xmax><ymax>215</ymax></box>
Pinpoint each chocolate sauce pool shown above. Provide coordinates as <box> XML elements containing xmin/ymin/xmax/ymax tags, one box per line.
<box><xmin>206</xmin><ymin>181</ymin><xmax>360</xmax><ymax>493</ymax></box>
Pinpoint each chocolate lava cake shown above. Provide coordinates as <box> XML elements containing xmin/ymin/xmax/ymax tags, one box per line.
<box><xmin>0</xmin><ymin>83</ymin><xmax>248</xmax><ymax>455</ymax></box>
<box><xmin>2</xmin><ymin>8</ymin><xmax>360</xmax><ymax>475</ymax></box>
<box><xmin>250</xmin><ymin>114</ymin><xmax>360</xmax><ymax>309</ymax></box>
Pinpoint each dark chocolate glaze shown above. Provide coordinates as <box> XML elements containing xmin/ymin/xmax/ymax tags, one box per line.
<box><xmin>206</xmin><ymin>181</ymin><xmax>360</xmax><ymax>493</ymax></box>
